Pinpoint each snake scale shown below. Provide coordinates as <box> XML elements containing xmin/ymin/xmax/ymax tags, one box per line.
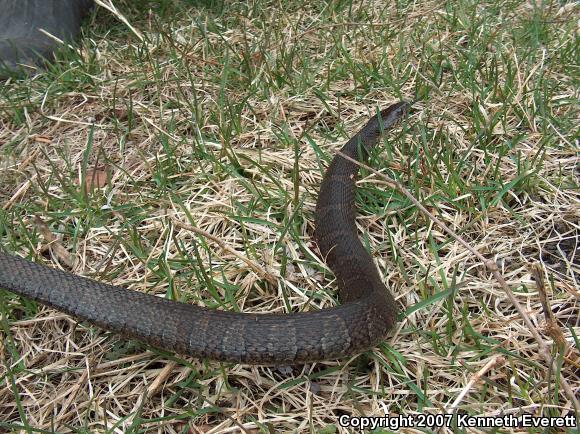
<box><xmin>0</xmin><ymin>101</ymin><xmax>408</xmax><ymax>364</ymax></box>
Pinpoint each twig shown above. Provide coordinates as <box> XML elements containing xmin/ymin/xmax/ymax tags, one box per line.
<box><xmin>532</xmin><ymin>264</ymin><xmax>568</xmax><ymax>351</ymax></box>
<box><xmin>336</xmin><ymin>150</ymin><xmax>580</xmax><ymax>410</ymax></box>
<box><xmin>33</xmin><ymin>216</ymin><xmax>74</xmax><ymax>268</ymax></box>
<box><xmin>447</xmin><ymin>356</ymin><xmax>505</xmax><ymax>412</ymax></box>
<box><xmin>532</xmin><ymin>264</ymin><xmax>579</xmax><ymax>369</ymax></box>
<box><xmin>171</xmin><ymin>218</ymin><xmax>278</xmax><ymax>285</ymax></box>
<box><xmin>146</xmin><ymin>361</ymin><xmax>179</xmax><ymax>398</ymax></box>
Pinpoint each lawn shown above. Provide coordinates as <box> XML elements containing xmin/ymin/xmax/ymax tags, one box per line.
<box><xmin>0</xmin><ymin>0</ymin><xmax>578</xmax><ymax>432</ymax></box>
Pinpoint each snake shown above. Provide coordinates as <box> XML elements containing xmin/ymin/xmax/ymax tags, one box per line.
<box><xmin>0</xmin><ymin>101</ymin><xmax>408</xmax><ymax>365</ymax></box>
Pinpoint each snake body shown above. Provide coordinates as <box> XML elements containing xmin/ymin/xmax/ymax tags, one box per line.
<box><xmin>0</xmin><ymin>101</ymin><xmax>408</xmax><ymax>364</ymax></box>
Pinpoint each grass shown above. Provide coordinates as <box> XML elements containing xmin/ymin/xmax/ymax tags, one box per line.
<box><xmin>0</xmin><ymin>0</ymin><xmax>578</xmax><ymax>432</ymax></box>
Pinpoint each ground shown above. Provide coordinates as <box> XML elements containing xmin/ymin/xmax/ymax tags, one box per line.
<box><xmin>0</xmin><ymin>0</ymin><xmax>578</xmax><ymax>432</ymax></box>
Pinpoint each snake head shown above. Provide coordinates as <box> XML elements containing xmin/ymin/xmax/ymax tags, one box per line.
<box><xmin>377</xmin><ymin>101</ymin><xmax>411</xmax><ymax>129</ymax></box>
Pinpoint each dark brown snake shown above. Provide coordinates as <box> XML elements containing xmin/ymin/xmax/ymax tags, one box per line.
<box><xmin>0</xmin><ymin>101</ymin><xmax>408</xmax><ymax>365</ymax></box>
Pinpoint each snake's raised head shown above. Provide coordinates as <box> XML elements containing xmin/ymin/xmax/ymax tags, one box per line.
<box><xmin>377</xmin><ymin>101</ymin><xmax>411</xmax><ymax>129</ymax></box>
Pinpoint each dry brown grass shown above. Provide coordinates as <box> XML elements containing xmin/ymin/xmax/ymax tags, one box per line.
<box><xmin>0</xmin><ymin>0</ymin><xmax>578</xmax><ymax>432</ymax></box>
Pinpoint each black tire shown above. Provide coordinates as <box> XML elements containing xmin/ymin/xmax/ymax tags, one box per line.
<box><xmin>0</xmin><ymin>0</ymin><xmax>94</xmax><ymax>77</ymax></box>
